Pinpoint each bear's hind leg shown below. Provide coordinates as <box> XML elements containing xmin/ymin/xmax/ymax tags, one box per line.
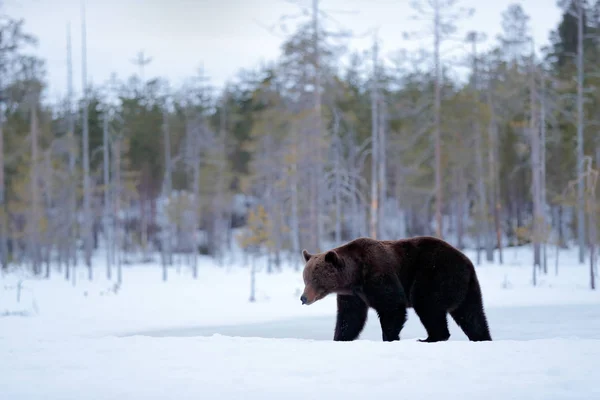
<box><xmin>334</xmin><ymin>294</ymin><xmax>368</xmax><ymax>341</ymax></box>
<box><xmin>412</xmin><ymin>304</ymin><xmax>450</xmax><ymax>342</ymax></box>
<box><xmin>376</xmin><ymin>306</ymin><xmax>407</xmax><ymax>342</ymax></box>
<box><xmin>411</xmin><ymin>284</ymin><xmax>450</xmax><ymax>342</ymax></box>
<box><xmin>410</xmin><ymin>270</ymin><xmax>452</xmax><ymax>343</ymax></box>
<box><xmin>449</xmin><ymin>275</ymin><xmax>492</xmax><ymax>341</ymax></box>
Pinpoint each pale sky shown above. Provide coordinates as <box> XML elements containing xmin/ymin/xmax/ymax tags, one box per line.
<box><xmin>5</xmin><ymin>0</ymin><xmax>561</xmax><ymax>104</ymax></box>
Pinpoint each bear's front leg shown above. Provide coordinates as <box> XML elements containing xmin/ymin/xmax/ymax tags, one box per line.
<box><xmin>369</xmin><ymin>277</ymin><xmax>408</xmax><ymax>342</ymax></box>
<box><xmin>333</xmin><ymin>294</ymin><xmax>368</xmax><ymax>341</ymax></box>
<box><xmin>375</xmin><ymin>303</ymin><xmax>407</xmax><ymax>342</ymax></box>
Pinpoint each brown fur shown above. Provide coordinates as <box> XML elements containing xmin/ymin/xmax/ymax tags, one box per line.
<box><xmin>300</xmin><ymin>236</ymin><xmax>492</xmax><ymax>342</ymax></box>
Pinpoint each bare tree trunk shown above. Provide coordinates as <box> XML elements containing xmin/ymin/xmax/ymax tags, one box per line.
<box><xmin>596</xmin><ymin>144</ymin><xmax>600</xmax><ymax>178</ymax></box>
<box><xmin>29</xmin><ymin>99</ymin><xmax>41</xmax><ymax>275</ymax></box>
<box><xmin>141</xmin><ymin>194</ymin><xmax>148</xmax><ymax>261</ymax></box>
<box><xmin>529</xmin><ymin>43</ymin><xmax>542</xmax><ymax>281</ymax></box>
<box><xmin>290</xmin><ymin>161</ymin><xmax>300</xmax><ymax>270</ymax></box>
<box><xmin>249</xmin><ymin>254</ymin><xmax>256</xmax><ymax>302</ymax></box>
<box><xmin>66</xmin><ymin>22</ymin><xmax>77</xmax><ymax>281</ymax></box>
<box><xmin>555</xmin><ymin>215</ymin><xmax>560</xmax><ymax>276</ymax></box>
<box><xmin>0</xmin><ymin>105</ymin><xmax>7</xmax><ymax>270</ymax></box>
<box><xmin>469</xmin><ymin>32</ymin><xmax>491</xmax><ymax>264</ymax></box>
<box><xmin>433</xmin><ymin>2</ymin><xmax>443</xmax><ymax>239</ymax></box>
<box><xmin>273</xmin><ymin>200</ymin><xmax>282</xmax><ymax>269</ymax></box>
<box><xmin>370</xmin><ymin>37</ymin><xmax>379</xmax><ymax>239</ymax></box>
<box><xmin>378</xmin><ymin>93</ymin><xmax>387</xmax><ymax>240</ymax></box>
<box><xmin>453</xmin><ymin>169</ymin><xmax>464</xmax><ymax>249</ymax></box>
<box><xmin>333</xmin><ymin>134</ymin><xmax>342</xmax><ymax>245</ymax></box>
<box><xmin>487</xmin><ymin>87</ymin><xmax>503</xmax><ymax>264</ymax></box>
<box><xmin>352</xmin><ymin>192</ymin><xmax>361</xmax><ymax>238</ymax></box>
<box><xmin>590</xmin><ymin>216</ymin><xmax>597</xmax><ymax>290</ymax></box>
<box><xmin>584</xmin><ymin>158</ymin><xmax>598</xmax><ymax>290</ymax></box>
<box><xmin>555</xmin><ymin>205</ymin><xmax>564</xmax><ymax>275</ymax></box>
<box><xmin>191</xmin><ymin>120</ymin><xmax>200</xmax><ymax>279</ymax></box>
<box><xmin>113</xmin><ymin>137</ymin><xmax>123</xmax><ymax>285</ymax></box>
<box><xmin>43</xmin><ymin>151</ymin><xmax>53</xmax><ymax>278</ymax></box>
<box><xmin>313</xmin><ymin>0</ymin><xmax>324</xmax><ymax>252</ymax></box>
<box><xmin>81</xmin><ymin>3</ymin><xmax>92</xmax><ymax>277</ymax></box>
<box><xmin>0</xmin><ymin>46</ymin><xmax>7</xmax><ymax>271</ymax></box>
<box><xmin>540</xmin><ymin>71</ymin><xmax>548</xmax><ymax>274</ymax></box>
<box><xmin>576</xmin><ymin>0</ymin><xmax>586</xmax><ymax>264</ymax></box>
<box><xmin>214</xmin><ymin>97</ymin><xmax>228</xmax><ymax>265</ymax></box>
<box><xmin>103</xmin><ymin>111</ymin><xmax>111</xmax><ymax>280</ymax></box>
<box><xmin>162</xmin><ymin>107</ymin><xmax>171</xmax><ymax>280</ymax></box>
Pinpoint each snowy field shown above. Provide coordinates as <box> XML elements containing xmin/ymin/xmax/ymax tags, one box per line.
<box><xmin>1</xmin><ymin>245</ymin><xmax>600</xmax><ymax>399</ymax></box>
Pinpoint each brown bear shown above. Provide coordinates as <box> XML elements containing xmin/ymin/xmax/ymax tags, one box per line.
<box><xmin>300</xmin><ymin>236</ymin><xmax>492</xmax><ymax>343</ymax></box>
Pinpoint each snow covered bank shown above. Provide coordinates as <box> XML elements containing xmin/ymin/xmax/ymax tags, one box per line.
<box><xmin>0</xmin><ymin>245</ymin><xmax>598</xmax><ymax>340</ymax></box>
<box><xmin>124</xmin><ymin>302</ymin><xmax>600</xmax><ymax>342</ymax></box>
<box><xmin>0</xmin><ymin>245</ymin><xmax>599</xmax><ymax>399</ymax></box>
<box><xmin>2</xmin><ymin>335</ymin><xmax>599</xmax><ymax>400</ymax></box>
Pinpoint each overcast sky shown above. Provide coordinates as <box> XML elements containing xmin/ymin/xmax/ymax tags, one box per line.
<box><xmin>5</xmin><ymin>0</ymin><xmax>561</xmax><ymax>104</ymax></box>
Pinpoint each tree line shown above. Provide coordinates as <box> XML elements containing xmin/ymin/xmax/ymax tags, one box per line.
<box><xmin>0</xmin><ymin>0</ymin><xmax>598</xmax><ymax>289</ymax></box>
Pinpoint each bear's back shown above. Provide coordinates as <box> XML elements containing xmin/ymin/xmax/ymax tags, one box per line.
<box><xmin>338</xmin><ymin>236</ymin><xmax>418</xmax><ymax>272</ymax></box>
<box><xmin>338</xmin><ymin>235</ymin><xmax>467</xmax><ymax>272</ymax></box>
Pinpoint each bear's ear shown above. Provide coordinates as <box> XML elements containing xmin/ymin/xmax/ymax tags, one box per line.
<box><xmin>302</xmin><ymin>249</ymin><xmax>313</xmax><ymax>262</ymax></box>
<box><xmin>324</xmin><ymin>250</ymin><xmax>342</xmax><ymax>268</ymax></box>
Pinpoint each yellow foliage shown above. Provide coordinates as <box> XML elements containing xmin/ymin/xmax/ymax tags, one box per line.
<box><xmin>284</xmin><ymin>147</ymin><xmax>298</xmax><ymax>166</ymax></box>
<box><xmin>515</xmin><ymin>217</ymin><xmax>552</xmax><ymax>244</ymax></box>
<box><xmin>164</xmin><ymin>192</ymin><xmax>199</xmax><ymax>228</ymax></box>
<box><xmin>237</xmin><ymin>204</ymin><xmax>275</xmax><ymax>251</ymax></box>
<box><xmin>514</xmin><ymin>225</ymin><xmax>530</xmax><ymax>243</ymax></box>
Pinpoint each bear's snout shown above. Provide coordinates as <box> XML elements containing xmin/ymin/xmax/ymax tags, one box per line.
<box><xmin>300</xmin><ymin>284</ymin><xmax>319</xmax><ymax>305</ymax></box>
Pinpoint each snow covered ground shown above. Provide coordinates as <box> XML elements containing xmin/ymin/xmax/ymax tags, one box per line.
<box><xmin>1</xmin><ymin>245</ymin><xmax>599</xmax><ymax>399</ymax></box>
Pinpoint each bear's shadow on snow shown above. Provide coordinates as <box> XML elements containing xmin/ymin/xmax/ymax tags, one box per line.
<box><xmin>120</xmin><ymin>310</ymin><xmax>429</xmax><ymax>341</ymax></box>
<box><xmin>119</xmin><ymin>303</ymin><xmax>600</xmax><ymax>341</ymax></box>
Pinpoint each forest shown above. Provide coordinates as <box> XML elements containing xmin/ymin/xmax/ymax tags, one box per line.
<box><xmin>0</xmin><ymin>0</ymin><xmax>598</xmax><ymax>289</ymax></box>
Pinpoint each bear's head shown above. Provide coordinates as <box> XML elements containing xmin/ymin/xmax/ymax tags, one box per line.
<box><xmin>300</xmin><ymin>248</ymin><xmax>348</xmax><ymax>305</ymax></box>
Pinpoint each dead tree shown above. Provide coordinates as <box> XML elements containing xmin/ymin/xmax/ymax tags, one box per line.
<box><xmin>561</xmin><ymin>156</ymin><xmax>598</xmax><ymax>290</ymax></box>
<box><xmin>29</xmin><ymin>93</ymin><xmax>41</xmax><ymax>275</ymax></box>
<box><xmin>529</xmin><ymin>40</ymin><xmax>543</xmax><ymax>276</ymax></box>
<box><xmin>103</xmin><ymin>109</ymin><xmax>112</xmax><ymax>280</ymax></box>
<box><xmin>467</xmin><ymin>31</ymin><xmax>491</xmax><ymax>264</ymax></box>
<box><xmin>81</xmin><ymin>3</ymin><xmax>93</xmax><ymax>277</ymax></box>
<box><xmin>370</xmin><ymin>36</ymin><xmax>379</xmax><ymax>239</ymax></box>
